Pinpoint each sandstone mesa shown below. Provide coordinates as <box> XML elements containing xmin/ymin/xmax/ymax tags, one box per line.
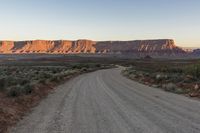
<box><xmin>0</xmin><ymin>39</ymin><xmax>185</xmax><ymax>56</ymax></box>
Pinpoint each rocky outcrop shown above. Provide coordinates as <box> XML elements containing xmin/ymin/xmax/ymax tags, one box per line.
<box><xmin>191</xmin><ymin>49</ymin><xmax>200</xmax><ymax>57</ymax></box>
<box><xmin>0</xmin><ymin>39</ymin><xmax>185</xmax><ymax>56</ymax></box>
<box><xmin>95</xmin><ymin>39</ymin><xmax>184</xmax><ymax>55</ymax></box>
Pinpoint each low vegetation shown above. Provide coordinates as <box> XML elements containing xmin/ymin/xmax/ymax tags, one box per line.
<box><xmin>0</xmin><ymin>66</ymin><xmax>70</xmax><ymax>97</ymax></box>
<box><xmin>123</xmin><ymin>59</ymin><xmax>200</xmax><ymax>97</ymax></box>
<box><xmin>0</xmin><ymin>55</ymin><xmax>199</xmax><ymax>133</ymax></box>
<box><xmin>0</xmin><ymin>63</ymin><xmax>109</xmax><ymax>97</ymax></box>
<box><xmin>0</xmin><ymin>60</ymin><xmax>112</xmax><ymax>133</ymax></box>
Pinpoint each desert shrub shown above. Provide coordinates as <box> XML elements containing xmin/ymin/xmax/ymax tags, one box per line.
<box><xmin>72</xmin><ymin>63</ymin><xmax>90</xmax><ymax>69</ymax></box>
<box><xmin>52</xmin><ymin>68</ymin><xmax>61</xmax><ymax>74</ymax></box>
<box><xmin>39</xmin><ymin>71</ymin><xmax>52</xmax><ymax>79</ymax></box>
<box><xmin>50</xmin><ymin>76</ymin><xmax>59</xmax><ymax>82</ymax></box>
<box><xmin>0</xmin><ymin>78</ymin><xmax>5</xmax><ymax>91</ymax></box>
<box><xmin>174</xmin><ymin>88</ymin><xmax>189</xmax><ymax>94</ymax></box>
<box><xmin>154</xmin><ymin>74</ymin><xmax>164</xmax><ymax>83</ymax></box>
<box><xmin>57</xmin><ymin>74</ymin><xmax>64</xmax><ymax>80</ymax></box>
<box><xmin>21</xmin><ymin>83</ymin><xmax>34</xmax><ymax>94</ymax></box>
<box><xmin>19</xmin><ymin>79</ymin><xmax>30</xmax><ymax>86</ymax></box>
<box><xmin>159</xmin><ymin>66</ymin><xmax>183</xmax><ymax>73</ymax></box>
<box><xmin>185</xmin><ymin>64</ymin><xmax>200</xmax><ymax>79</ymax></box>
<box><xmin>82</xmin><ymin>64</ymin><xmax>90</xmax><ymax>68</ymax></box>
<box><xmin>72</xmin><ymin>64</ymin><xmax>81</xmax><ymax>69</ymax></box>
<box><xmin>162</xmin><ymin>83</ymin><xmax>177</xmax><ymax>92</ymax></box>
<box><xmin>129</xmin><ymin>74</ymin><xmax>137</xmax><ymax>79</ymax></box>
<box><xmin>6</xmin><ymin>85</ymin><xmax>22</xmax><ymax>97</ymax></box>
<box><xmin>39</xmin><ymin>79</ymin><xmax>47</xmax><ymax>84</ymax></box>
<box><xmin>166</xmin><ymin>74</ymin><xmax>183</xmax><ymax>83</ymax></box>
<box><xmin>35</xmin><ymin>71</ymin><xmax>40</xmax><ymax>74</ymax></box>
<box><xmin>95</xmin><ymin>64</ymin><xmax>101</xmax><ymax>68</ymax></box>
<box><xmin>129</xmin><ymin>70</ymin><xmax>136</xmax><ymax>75</ymax></box>
<box><xmin>4</xmin><ymin>76</ymin><xmax>17</xmax><ymax>86</ymax></box>
<box><xmin>81</xmin><ymin>67</ymin><xmax>88</xmax><ymax>72</ymax></box>
<box><xmin>126</xmin><ymin>69</ymin><xmax>136</xmax><ymax>75</ymax></box>
<box><xmin>6</xmin><ymin>84</ymin><xmax>33</xmax><ymax>97</ymax></box>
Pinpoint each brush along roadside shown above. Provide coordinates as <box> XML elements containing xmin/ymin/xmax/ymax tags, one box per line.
<box><xmin>0</xmin><ymin>63</ymin><xmax>113</xmax><ymax>133</ymax></box>
<box><xmin>122</xmin><ymin>63</ymin><xmax>200</xmax><ymax>98</ymax></box>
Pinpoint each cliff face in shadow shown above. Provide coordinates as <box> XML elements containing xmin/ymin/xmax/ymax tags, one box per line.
<box><xmin>0</xmin><ymin>39</ymin><xmax>186</xmax><ymax>56</ymax></box>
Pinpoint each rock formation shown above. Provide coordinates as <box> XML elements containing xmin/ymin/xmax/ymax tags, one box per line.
<box><xmin>0</xmin><ymin>39</ymin><xmax>186</xmax><ymax>56</ymax></box>
<box><xmin>191</xmin><ymin>49</ymin><xmax>200</xmax><ymax>57</ymax></box>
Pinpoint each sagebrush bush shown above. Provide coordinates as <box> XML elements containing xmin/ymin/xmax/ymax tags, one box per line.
<box><xmin>39</xmin><ymin>79</ymin><xmax>47</xmax><ymax>84</ymax></box>
<box><xmin>4</xmin><ymin>76</ymin><xmax>18</xmax><ymax>87</ymax></box>
<box><xmin>49</xmin><ymin>77</ymin><xmax>57</xmax><ymax>82</ymax></box>
<box><xmin>6</xmin><ymin>84</ymin><xmax>33</xmax><ymax>97</ymax></box>
<box><xmin>163</xmin><ymin>83</ymin><xmax>177</xmax><ymax>92</ymax></box>
<box><xmin>19</xmin><ymin>79</ymin><xmax>30</xmax><ymax>86</ymax></box>
<box><xmin>72</xmin><ymin>63</ymin><xmax>90</xmax><ymax>69</ymax></box>
<box><xmin>185</xmin><ymin>64</ymin><xmax>200</xmax><ymax>79</ymax></box>
<box><xmin>0</xmin><ymin>78</ymin><xmax>5</xmax><ymax>89</ymax></box>
<box><xmin>81</xmin><ymin>67</ymin><xmax>88</xmax><ymax>72</ymax></box>
<box><xmin>160</xmin><ymin>66</ymin><xmax>183</xmax><ymax>73</ymax></box>
<box><xmin>7</xmin><ymin>85</ymin><xmax>22</xmax><ymax>97</ymax></box>
<box><xmin>95</xmin><ymin>64</ymin><xmax>101</xmax><ymax>68</ymax></box>
<box><xmin>21</xmin><ymin>83</ymin><xmax>33</xmax><ymax>94</ymax></box>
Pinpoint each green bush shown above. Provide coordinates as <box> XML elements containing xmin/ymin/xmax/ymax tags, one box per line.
<box><xmin>7</xmin><ymin>85</ymin><xmax>22</xmax><ymax>97</ymax></box>
<box><xmin>50</xmin><ymin>76</ymin><xmax>59</xmax><ymax>82</ymax></box>
<box><xmin>38</xmin><ymin>71</ymin><xmax>52</xmax><ymax>79</ymax></box>
<box><xmin>19</xmin><ymin>79</ymin><xmax>30</xmax><ymax>86</ymax></box>
<box><xmin>4</xmin><ymin>76</ymin><xmax>18</xmax><ymax>87</ymax></box>
<box><xmin>21</xmin><ymin>84</ymin><xmax>33</xmax><ymax>94</ymax></box>
<box><xmin>159</xmin><ymin>66</ymin><xmax>183</xmax><ymax>73</ymax></box>
<box><xmin>95</xmin><ymin>64</ymin><xmax>101</xmax><ymax>68</ymax></box>
<box><xmin>185</xmin><ymin>64</ymin><xmax>200</xmax><ymax>79</ymax></box>
<box><xmin>81</xmin><ymin>67</ymin><xmax>88</xmax><ymax>72</ymax></box>
<box><xmin>0</xmin><ymin>78</ymin><xmax>5</xmax><ymax>91</ymax></box>
<box><xmin>6</xmin><ymin>83</ymin><xmax>34</xmax><ymax>97</ymax></box>
<box><xmin>72</xmin><ymin>63</ymin><xmax>90</xmax><ymax>69</ymax></box>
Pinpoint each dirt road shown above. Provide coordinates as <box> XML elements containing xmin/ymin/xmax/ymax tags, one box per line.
<box><xmin>10</xmin><ymin>68</ymin><xmax>200</xmax><ymax>133</ymax></box>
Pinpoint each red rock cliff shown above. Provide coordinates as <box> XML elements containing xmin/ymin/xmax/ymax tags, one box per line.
<box><xmin>0</xmin><ymin>39</ymin><xmax>185</xmax><ymax>55</ymax></box>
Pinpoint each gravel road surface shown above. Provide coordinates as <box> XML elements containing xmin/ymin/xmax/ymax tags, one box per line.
<box><xmin>10</xmin><ymin>68</ymin><xmax>200</xmax><ymax>133</ymax></box>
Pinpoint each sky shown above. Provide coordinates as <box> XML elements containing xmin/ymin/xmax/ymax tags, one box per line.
<box><xmin>0</xmin><ymin>0</ymin><xmax>200</xmax><ymax>47</ymax></box>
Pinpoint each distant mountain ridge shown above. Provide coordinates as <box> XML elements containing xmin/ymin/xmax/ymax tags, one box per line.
<box><xmin>0</xmin><ymin>39</ymin><xmax>187</xmax><ymax>57</ymax></box>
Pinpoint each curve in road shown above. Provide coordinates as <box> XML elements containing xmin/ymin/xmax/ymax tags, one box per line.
<box><xmin>10</xmin><ymin>68</ymin><xmax>200</xmax><ymax>133</ymax></box>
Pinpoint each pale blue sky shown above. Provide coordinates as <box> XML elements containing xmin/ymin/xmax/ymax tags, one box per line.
<box><xmin>0</xmin><ymin>0</ymin><xmax>200</xmax><ymax>47</ymax></box>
